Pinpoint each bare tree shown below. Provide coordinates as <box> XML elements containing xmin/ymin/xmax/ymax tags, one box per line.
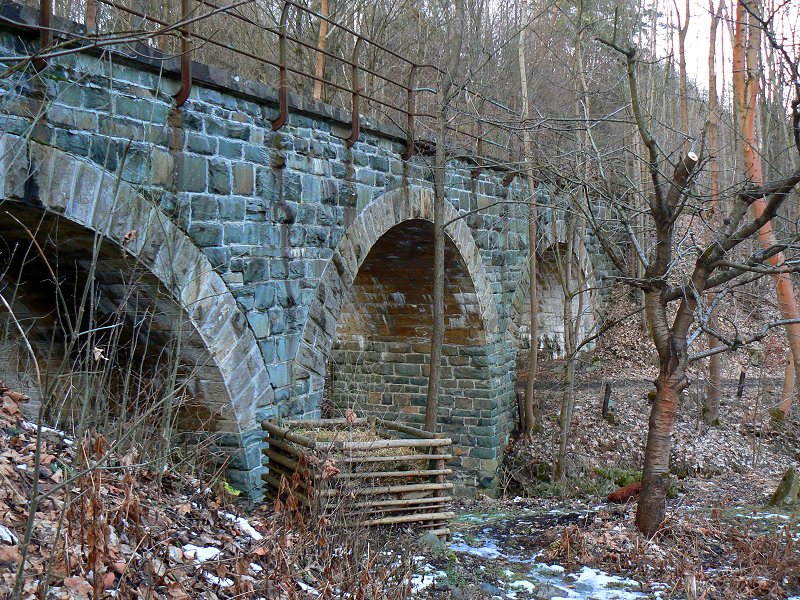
<box><xmin>702</xmin><ymin>0</ymin><xmax>724</xmax><ymax>425</ymax></box>
<box><xmin>424</xmin><ymin>0</ymin><xmax>466</xmax><ymax>432</ymax></box>
<box><xmin>517</xmin><ymin>0</ymin><xmax>542</xmax><ymax>435</ymax></box>
<box><xmin>596</xmin><ymin>3</ymin><xmax>800</xmax><ymax>532</ymax></box>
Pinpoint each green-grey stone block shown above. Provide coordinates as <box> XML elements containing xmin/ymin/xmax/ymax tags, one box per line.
<box><xmin>191</xmin><ymin>195</ymin><xmax>219</xmax><ymax>220</ymax></box>
<box><xmin>178</xmin><ymin>154</ymin><xmax>208</xmax><ymax>192</ymax></box>
<box><xmin>243</xmin><ymin>258</ymin><xmax>270</xmax><ymax>283</ymax></box>
<box><xmin>188</xmin><ymin>222</ymin><xmax>223</xmax><ymax>247</ymax></box>
<box><xmin>187</xmin><ymin>132</ymin><xmax>215</xmax><ymax>155</ymax></box>
<box><xmin>209</xmin><ymin>159</ymin><xmax>231</xmax><ymax>194</ymax></box>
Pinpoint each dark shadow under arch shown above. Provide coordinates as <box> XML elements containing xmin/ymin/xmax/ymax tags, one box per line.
<box><xmin>327</xmin><ymin>219</ymin><xmax>488</xmax><ymax>425</ymax></box>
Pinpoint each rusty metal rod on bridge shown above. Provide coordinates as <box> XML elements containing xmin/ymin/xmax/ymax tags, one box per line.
<box><xmin>174</xmin><ymin>0</ymin><xmax>192</xmax><ymax>107</ymax></box>
<box><xmin>270</xmin><ymin>0</ymin><xmax>291</xmax><ymax>130</ymax></box>
<box><xmin>33</xmin><ymin>0</ymin><xmax>52</xmax><ymax>71</ymax></box>
<box><xmin>346</xmin><ymin>37</ymin><xmax>363</xmax><ymax>147</ymax></box>
<box><xmin>402</xmin><ymin>64</ymin><xmax>417</xmax><ymax>160</ymax></box>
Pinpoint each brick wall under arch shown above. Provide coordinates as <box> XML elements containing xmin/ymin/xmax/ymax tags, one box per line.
<box><xmin>293</xmin><ymin>187</ymin><xmax>508</xmax><ymax>494</ymax></box>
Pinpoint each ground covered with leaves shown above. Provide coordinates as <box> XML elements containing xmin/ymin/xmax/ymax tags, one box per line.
<box><xmin>0</xmin><ymin>385</ymin><xmax>412</xmax><ymax>599</ymax></box>
<box><xmin>3</xmin><ymin>284</ymin><xmax>800</xmax><ymax>600</ymax></box>
<box><xmin>409</xmin><ymin>490</ymin><xmax>799</xmax><ymax>599</ymax></box>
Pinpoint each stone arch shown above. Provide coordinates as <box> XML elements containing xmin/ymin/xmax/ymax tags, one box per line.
<box><xmin>507</xmin><ymin>240</ymin><xmax>597</xmax><ymax>371</ymax></box>
<box><xmin>293</xmin><ymin>186</ymin><xmax>500</xmax><ymax>411</ymax></box>
<box><xmin>0</xmin><ymin>136</ymin><xmax>270</xmax><ymax>446</ymax></box>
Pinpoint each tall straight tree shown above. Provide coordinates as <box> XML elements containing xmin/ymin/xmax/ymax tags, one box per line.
<box><xmin>517</xmin><ymin>0</ymin><xmax>542</xmax><ymax>434</ymax></box>
<box><xmin>424</xmin><ymin>0</ymin><xmax>465</xmax><ymax>432</ymax></box>
<box><xmin>703</xmin><ymin>0</ymin><xmax>724</xmax><ymax>424</ymax></box>
<box><xmin>732</xmin><ymin>0</ymin><xmax>800</xmax><ymax>418</ymax></box>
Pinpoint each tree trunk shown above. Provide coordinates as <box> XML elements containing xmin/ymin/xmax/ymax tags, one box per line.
<box><xmin>313</xmin><ymin>0</ymin><xmax>329</xmax><ymax>101</ymax></box>
<box><xmin>703</xmin><ymin>347</ymin><xmax>722</xmax><ymax>424</ymax></box>
<box><xmin>636</xmin><ymin>288</ymin><xmax>688</xmax><ymax>535</ymax></box>
<box><xmin>636</xmin><ymin>283</ymin><xmax>691</xmax><ymax>536</ymax></box>
<box><xmin>424</xmin><ymin>0</ymin><xmax>464</xmax><ymax>432</ymax></box>
<box><xmin>554</xmin><ymin>345</ymin><xmax>576</xmax><ymax>480</ymax></box>
<box><xmin>517</xmin><ymin>0</ymin><xmax>540</xmax><ymax>434</ymax></box>
<box><xmin>676</xmin><ymin>0</ymin><xmax>690</xmax><ymax>151</ymax></box>
<box><xmin>703</xmin><ymin>0</ymin><xmax>723</xmax><ymax>426</ymax></box>
<box><xmin>635</xmin><ymin>372</ymin><xmax>683</xmax><ymax>536</ymax></box>
<box><xmin>424</xmin><ymin>89</ymin><xmax>447</xmax><ymax>433</ymax></box>
<box><xmin>733</xmin><ymin>0</ymin><xmax>800</xmax><ymax>418</ymax></box>
<box><xmin>780</xmin><ymin>351</ymin><xmax>794</xmax><ymax>416</ymax></box>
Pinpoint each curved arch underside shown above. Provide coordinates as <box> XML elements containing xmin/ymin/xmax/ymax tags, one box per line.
<box><xmin>294</xmin><ymin>186</ymin><xmax>501</xmax><ymax>409</ymax></box>
<box><xmin>330</xmin><ymin>219</ymin><xmax>488</xmax><ymax>424</ymax></box>
<box><xmin>0</xmin><ymin>136</ymin><xmax>271</xmax><ymax>440</ymax></box>
<box><xmin>0</xmin><ymin>208</ymin><xmax>227</xmax><ymax>432</ymax></box>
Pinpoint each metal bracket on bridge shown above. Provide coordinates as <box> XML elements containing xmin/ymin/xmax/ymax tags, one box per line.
<box><xmin>401</xmin><ymin>65</ymin><xmax>417</xmax><ymax>161</ymax></box>
<box><xmin>346</xmin><ymin>37</ymin><xmax>364</xmax><ymax>148</ymax></box>
<box><xmin>270</xmin><ymin>1</ymin><xmax>292</xmax><ymax>131</ymax></box>
<box><xmin>174</xmin><ymin>0</ymin><xmax>192</xmax><ymax>108</ymax></box>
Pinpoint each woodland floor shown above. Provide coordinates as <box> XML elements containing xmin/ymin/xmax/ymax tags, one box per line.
<box><xmin>2</xmin><ymin>292</ymin><xmax>800</xmax><ymax>598</ymax></box>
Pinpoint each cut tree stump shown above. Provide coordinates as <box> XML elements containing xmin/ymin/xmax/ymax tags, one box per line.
<box><xmin>601</xmin><ymin>382</ymin><xmax>615</xmax><ymax>422</ymax></box>
<box><xmin>262</xmin><ymin>417</ymin><xmax>454</xmax><ymax>538</ymax></box>
<box><xmin>768</xmin><ymin>468</ymin><xmax>799</xmax><ymax>507</ymax></box>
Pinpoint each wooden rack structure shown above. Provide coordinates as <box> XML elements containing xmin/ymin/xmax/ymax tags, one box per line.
<box><xmin>262</xmin><ymin>417</ymin><xmax>454</xmax><ymax>538</ymax></box>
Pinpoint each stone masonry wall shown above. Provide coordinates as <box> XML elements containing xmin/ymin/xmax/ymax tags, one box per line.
<box><xmin>330</xmin><ymin>340</ymin><xmax>496</xmax><ymax>494</ymax></box>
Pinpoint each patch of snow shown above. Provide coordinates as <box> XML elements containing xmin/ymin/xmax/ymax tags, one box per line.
<box><xmin>510</xmin><ymin>579</ymin><xmax>536</xmax><ymax>592</ymax></box>
<box><xmin>734</xmin><ymin>512</ymin><xmax>790</xmax><ymax>520</ymax></box>
<box><xmin>220</xmin><ymin>512</ymin><xmax>264</xmax><ymax>540</ymax></box>
<box><xmin>296</xmin><ymin>580</ymin><xmax>320</xmax><ymax>596</ymax></box>
<box><xmin>203</xmin><ymin>572</ymin><xmax>233</xmax><ymax>587</ymax></box>
<box><xmin>410</xmin><ymin>567</ymin><xmax>447</xmax><ymax>594</ymax></box>
<box><xmin>547</xmin><ymin>566</ymin><xmax>645</xmax><ymax>600</ymax></box>
<box><xmin>0</xmin><ymin>524</ymin><xmax>19</xmax><ymax>545</ymax></box>
<box><xmin>250</xmin><ymin>562</ymin><xmax>263</xmax><ymax>573</ymax></box>
<box><xmin>182</xmin><ymin>544</ymin><xmax>221</xmax><ymax>563</ymax></box>
<box><xmin>16</xmin><ymin>464</ymin><xmax>27</xmax><ymax>471</ymax></box>
<box><xmin>21</xmin><ymin>421</ymin><xmax>74</xmax><ymax>444</ymax></box>
<box><xmin>449</xmin><ymin>532</ymin><xmax>521</xmax><ymax>561</ymax></box>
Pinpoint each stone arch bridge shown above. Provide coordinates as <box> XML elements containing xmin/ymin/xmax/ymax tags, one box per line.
<box><xmin>0</xmin><ymin>6</ymin><xmax>608</xmax><ymax>496</ymax></box>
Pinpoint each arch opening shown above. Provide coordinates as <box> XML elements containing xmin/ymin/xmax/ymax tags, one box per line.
<box><xmin>326</xmin><ymin>219</ymin><xmax>489</xmax><ymax>428</ymax></box>
<box><xmin>513</xmin><ymin>246</ymin><xmax>595</xmax><ymax>382</ymax></box>
<box><xmin>0</xmin><ymin>207</ymin><xmax>232</xmax><ymax>444</ymax></box>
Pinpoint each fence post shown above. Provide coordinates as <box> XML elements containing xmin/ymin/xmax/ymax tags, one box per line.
<box><xmin>174</xmin><ymin>0</ymin><xmax>192</xmax><ymax>107</ymax></box>
<box><xmin>270</xmin><ymin>1</ymin><xmax>291</xmax><ymax>130</ymax></box>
